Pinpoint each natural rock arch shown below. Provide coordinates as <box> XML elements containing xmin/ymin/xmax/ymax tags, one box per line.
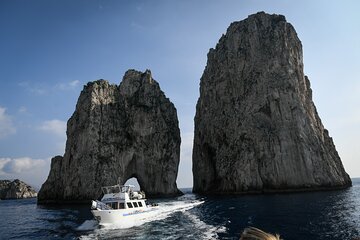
<box><xmin>118</xmin><ymin>157</ymin><xmax>167</xmax><ymax>195</ymax></box>
<box><xmin>38</xmin><ymin>69</ymin><xmax>182</xmax><ymax>204</ymax></box>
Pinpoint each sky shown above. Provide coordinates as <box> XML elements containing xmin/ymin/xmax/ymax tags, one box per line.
<box><xmin>0</xmin><ymin>0</ymin><xmax>359</xmax><ymax>189</ymax></box>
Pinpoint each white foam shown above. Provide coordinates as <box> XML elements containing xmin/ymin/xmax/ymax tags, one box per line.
<box><xmin>76</xmin><ymin>220</ymin><xmax>98</xmax><ymax>231</ymax></box>
<box><xmin>106</xmin><ymin>200</ymin><xmax>204</xmax><ymax>229</ymax></box>
<box><xmin>183</xmin><ymin>210</ymin><xmax>227</xmax><ymax>240</ymax></box>
<box><xmin>79</xmin><ymin>235</ymin><xmax>96</xmax><ymax>240</ymax></box>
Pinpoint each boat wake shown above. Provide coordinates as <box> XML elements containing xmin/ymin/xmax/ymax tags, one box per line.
<box><xmin>77</xmin><ymin>198</ymin><xmax>228</xmax><ymax>239</ymax></box>
<box><xmin>104</xmin><ymin>200</ymin><xmax>204</xmax><ymax>229</ymax></box>
<box><xmin>77</xmin><ymin>220</ymin><xmax>98</xmax><ymax>231</ymax></box>
<box><xmin>182</xmin><ymin>210</ymin><xmax>227</xmax><ymax>239</ymax></box>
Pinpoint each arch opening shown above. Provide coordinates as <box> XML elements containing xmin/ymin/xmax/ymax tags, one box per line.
<box><xmin>124</xmin><ymin>177</ymin><xmax>141</xmax><ymax>191</ymax></box>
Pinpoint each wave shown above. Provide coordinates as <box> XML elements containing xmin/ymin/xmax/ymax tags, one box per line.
<box><xmin>182</xmin><ymin>210</ymin><xmax>226</xmax><ymax>239</ymax></box>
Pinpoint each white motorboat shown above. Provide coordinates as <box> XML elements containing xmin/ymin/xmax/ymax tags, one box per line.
<box><xmin>91</xmin><ymin>184</ymin><xmax>159</xmax><ymax>226</ymax></box>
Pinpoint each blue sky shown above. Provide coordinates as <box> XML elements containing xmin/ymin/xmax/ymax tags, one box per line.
<box><xmin>0</xmin><ymin>0</ymin><xmax>359</xmax><ymax>189</ymax></box>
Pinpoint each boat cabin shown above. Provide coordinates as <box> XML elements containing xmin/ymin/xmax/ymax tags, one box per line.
<box><xmin>98</xmin><ymin>184</ymin><xmax>147</xmax><ymax>210</ymax></box>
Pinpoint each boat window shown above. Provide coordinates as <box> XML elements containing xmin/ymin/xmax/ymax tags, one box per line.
<box><xmin>127</xmin><ymin>202</ymin><xmax>133</xmax><ymax>208</ymax></box>
<box><xmin>119</xmin><ymin>202</ymin><xmax>125</xmax><ymax>209</ymax></box>
<box><xmin>111</xmin><ymin>202</ymin><xmax>118</xmax><ymax>209</ymax></box>
<box><xmin>106</xmin><ymin>203</ymin><xmax>112</xmax><ymax>208</ymax></box>
<box><xmin>138</xmin><ymin>202</ymin><xmax>143</xmax><ymax>207</ymax></box>
<box><xmin>133</xmin><ymin>202</ymin><xmax>138</xmax><ymax>208</ymax></box>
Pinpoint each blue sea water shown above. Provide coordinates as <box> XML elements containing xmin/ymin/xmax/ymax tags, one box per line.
<box><xmin>1</xmin><ymin>179</ymin><xmax>360</xmax><ymax>240</ymax></box>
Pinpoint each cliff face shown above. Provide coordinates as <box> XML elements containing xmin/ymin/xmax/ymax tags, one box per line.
<box><xmin>193</xmin><ymin>12</ymin><xmax>351</xmax><ymax>193</ymax></box>
<box><xmin>0</xmin><ymin>179</ymin><xmax>37</xmax><ymax>199</ymax></box>
<box><xmin>38</xmin><ymin>69</ymin><xmax>181</xmax><ymax>203</ymax></box>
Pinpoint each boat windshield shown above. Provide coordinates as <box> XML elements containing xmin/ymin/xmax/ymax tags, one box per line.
<box><xmin>102</xmin><ymin>185</ymin><xmax>121</xmax><ymax>194</ymax></box>
<box><xmin>101</xmin><ymin>185</ymin><xmax>134</xmax><ymax>194</ymax></box>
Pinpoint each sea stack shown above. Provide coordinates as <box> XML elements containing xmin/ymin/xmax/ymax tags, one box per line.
<box><xmin>0</xmin><ymin>179</ymin><xmax>37</xmax><ymax>199</ymax></box>
<box><xmin>38</xmin><ymin>69</ymin><xmax>181</xmax><ymax>204</ymax></box>
<box><xmin>193</xmin><ymin>12</ymin><xmax>351</xmax><ymax>193</ymax></box>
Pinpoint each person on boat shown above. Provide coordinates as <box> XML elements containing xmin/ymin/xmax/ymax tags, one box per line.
<box><xmin>240</xmin><ymin>227</ymin><xmax>281</xmax><ymax>240</ymax></box>
<box><xmin>129</xmin><ymin>188</ymin><xmax>134</xmax><ymax>199</ymax></box>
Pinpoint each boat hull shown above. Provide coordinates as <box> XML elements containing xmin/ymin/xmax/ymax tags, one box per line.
<box><xmin>91</xmin><ymin>207</ymin><xmax>159</xmax><ymax>226</ymax></box>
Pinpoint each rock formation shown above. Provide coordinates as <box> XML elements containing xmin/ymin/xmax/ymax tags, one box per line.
<box><xmin>0</xmin><ymin>179</ymin><xmax>37</xmax><ymax>199</ymax></box>
<box><xmin>38</xmin><ymin>69</ymin><xmax>181</xmax><ymax>203</ymax></box>
<box><xmin>193</xmin><ymin>12</ymin><xmax>351</xmax><ymax>194</ymax></box>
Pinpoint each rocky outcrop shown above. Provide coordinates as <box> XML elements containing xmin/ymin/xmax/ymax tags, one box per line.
<box><xmin>193</xmin><ymin>12</ymin><xmax>351</xmax><ymax>194</ymax></box>
<box><xmin>38</xmin><ymin>69</ymin><xmax>181</xmax><ymax>203</ymax></box>
<box><xmin>0</xmin><ymin>179</ymin><xmax>37</xmax><ymax>199</ymax></box>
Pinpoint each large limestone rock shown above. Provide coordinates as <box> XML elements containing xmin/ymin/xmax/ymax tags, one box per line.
<box><xmin>38</xmin><ymin>69</ymin><xmax>181</xmax><ymax>203</ymax></box>
<box><xmin>193</xmin><ymin>12</ymin><xmax>351</xmax><ymax>193</ymax></box>
<box><xmin>0</xmin><ymin>179</ymin><xmax>37</xmax><ymax>199</ymax></box>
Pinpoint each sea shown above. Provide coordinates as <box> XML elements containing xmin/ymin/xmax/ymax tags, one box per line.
<box><xmin>1</xmin><ymin>179</ymin><xmax>360</xmax><ymax>240</ymax></box>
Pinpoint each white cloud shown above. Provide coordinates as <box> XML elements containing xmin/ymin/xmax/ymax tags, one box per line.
<box><xmin>18</xmin><ymin>80</ymin><xmax>81</xmax><ymax>95</ymax></box>
<box><xmin>69</xmin><ymin>80</ymin><xmax>80</xmax><ymax>87</ymax></box>
<box><xmin>0</xmin><ymin>157</ymin><xmax>51</xmax><ymax>189</ymax></box>
<box><xmin>31</xmin><ymin>87</ymin><xmax>47</xmax><ymax>95</ymax></box>
<box><xmin>18</xmin><ymin>81</ymin><xmax>47</xmax><ymax>95</ymax></box>
<box><xmin>0</xmin><ymin>106</ymin><xmax>16</xmax><ymax>139</ymax></box>
<box><xmin>38</xmin><ymin>119</ymin><xmax>67</xmax><ymax>156</ymax></box>
<box><xmin>56</xmin><ymin>140</ymin><xmax>66</xmax><ymax>156</ymax></box>
<box><xmin>0</xmin><ymin>157</ymin><xmax>46</xmax><ymax>174</ymax></box>
<box><xmin>55</xmin><ymin>80</ymin><xmax>80</xmax><ymax>91</ymax></box>
<box><xmin>17</xmin><ymin>82</ymin><xmax>28</xmax><ymax>88</ymax></box>
<box><xmin>0</xmin><ymin>158</ymin><xmax>10</xmax><ymax>174</ymax></box>
<box><xmin>38</xmin><ymin>119</ymin><xmax>66</xmax><ymax>138</ymax></box>
<box><xmin>18</xmin><ymin>106</ymin><xmax>27</xmax><ymax>113</ymax></box>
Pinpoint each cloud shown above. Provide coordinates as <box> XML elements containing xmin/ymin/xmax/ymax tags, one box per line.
<box><xmin>55</xmin><ymin>80</ymin><xmax>80</xmax><ymax>90</ymax></box>
<box><xmin>18</xmin><ymin>81</ymin><xmax>47</xmax><ymax>95</ymax></box>
<box><xmin>18</xmin><ymin>80</ymin><xmax>81</xmax><ymax>95</ymax></box>
<box><xmin>0</xmin><ymin>106</ymin><xmax>16</xmax><ymax>139</ymax></box>
<box><xmin>38</xmin><ymin>119</ymin><xmax>67</xmax><ymax>138</ymax></box>
<box><xmin>69</xmin><ymin>80</ymin><xmax>80</xmax><ymax>87</ymax></box>
<box><xmin>0</xmin><ymin>157</ymin><xmax>46</xmax><ymax>174</ymax></box>
<box><xmin>0</xmin><ymin>158</ymin><xmax>10</xmax><ymax>174</ymax></box>
<box><xmin>18</xmin><ymin>106</ymin><xmax>27</xmax><ymax>113</ymax></box>
<box><xmin>0</xmin><ymin>157</ymin><xmax>51</xmax><ymax>189</ymax></box>
<box><xmin>38</xmin><ymin>119</ymin><xmax>67</xmax><ymax>155</ymax></box>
